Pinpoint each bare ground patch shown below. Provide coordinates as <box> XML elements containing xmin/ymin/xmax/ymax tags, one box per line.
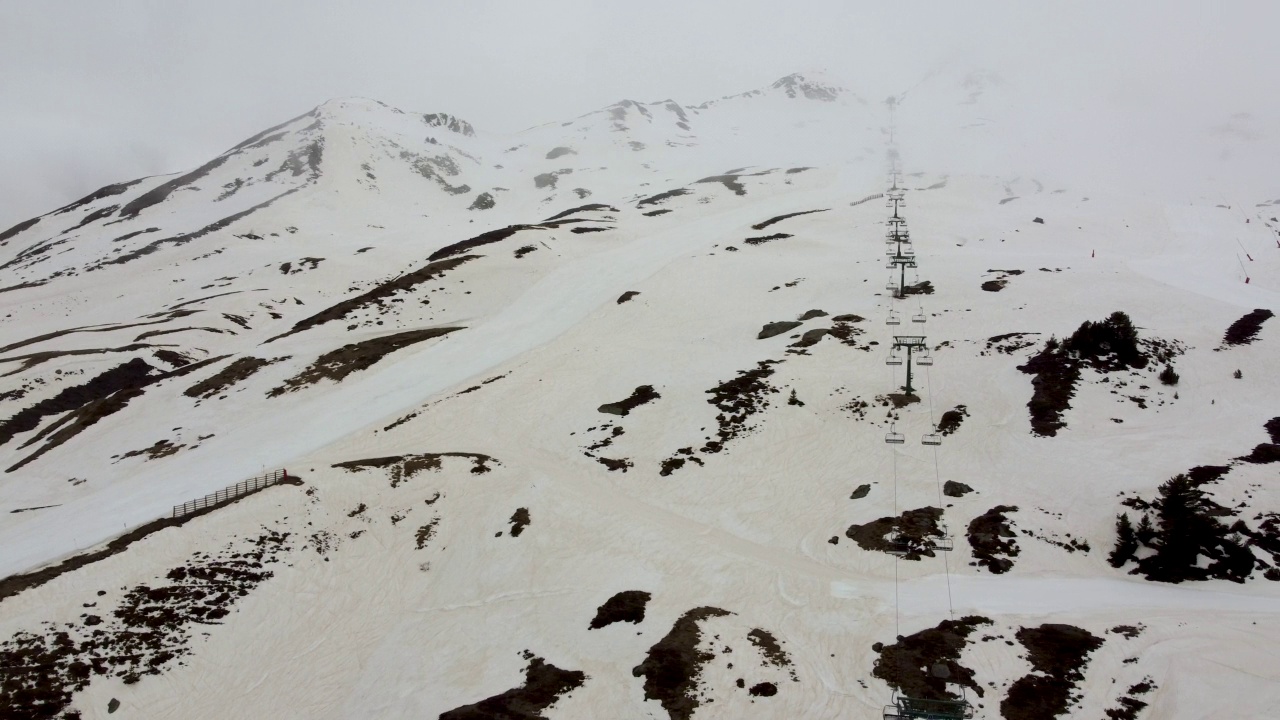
<box><xmin>269</xmin><ymin>327</ymin><xmax>462</xmax><ymax>396</ymax></box>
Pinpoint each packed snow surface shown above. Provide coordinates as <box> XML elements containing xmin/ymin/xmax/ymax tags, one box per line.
<box><xmin>0</xmin><ymin>71</ymin><xmax>1277</xmax><ymax>719</ymax></box>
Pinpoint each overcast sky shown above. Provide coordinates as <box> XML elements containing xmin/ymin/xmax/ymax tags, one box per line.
<box><xmin>3</xmin><ymin>1</ymin><xmax>1277</xmax><ymax>228</ymax></box>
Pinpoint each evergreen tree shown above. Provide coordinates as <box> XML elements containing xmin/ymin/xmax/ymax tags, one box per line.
<box><xmin>1109</xmin><ymin>513</ymin><xmax>1139</xmax><ymax>568</ymax></box>
<box><xmin>1136</xmin><ymin>474</ymin><xmax>1253</xmax><ymax>583</ymax></box>
<box><xmin>1135</xmin><ymin>514</ymin><xmax>1157</xmax><ymax>547</ymax></box>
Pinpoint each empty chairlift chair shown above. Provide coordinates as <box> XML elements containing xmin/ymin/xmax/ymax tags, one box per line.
<box><xmin>916</xmin><ymin>348</ymin><xmax>934</xmax><ymax>366</ymax></box>
<box><xmin>884</xmin><ymin>694</ymin><xmax>973</xmax><ymax>720</ymax></box>
<box><xmin>886</xmin><ymin>350</ymin><xmax>903</xmax><ymax>366</ymax></box>
<box><xmin>885</xmin><ymin>422</ymin><xmax>905</xmax><ymax>444</ymax></box>
<box><xmin>912</xmin><ymin>307</ymin><xmax>927</xmax><ymax>324</ymax></box>
<box><xmin>922</xmin><ymin>425</ymin><xmax>942</xmax><ymax>446</ymax></box>
<box><xmin>886</xmin><ymin>310</ymin><xmax>902</xmax><ymax>326</ymax></box>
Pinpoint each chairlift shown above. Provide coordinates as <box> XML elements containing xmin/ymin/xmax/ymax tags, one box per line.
<box><xmin>886</xmin><ymin>281</ymin><xmax>900</xmax><ymax>291</ymax></box>
<box><xmin>922</xmin><ymin>432</ymin><xmax>942</xmax><ymax>446</ymax></box>
<box><xmin>886</xmin><ymin>310</ymin><xmax>901</xmax><ymax>326</ymax></box>
<box><xmin>916</xmin><ymin>353</ymin><xmax>934</xmax><ymax>367</ymax></box>
<box><xmin>911</xmin><ymin>309</ymin><xmax>927</xmax><ymax>324</ymax></box>
<box><xmin>884</xmin><ymin>693</ymin><xmax>973</xmax><ymax>720</ymax></box>
<box><xmin>885</xmin><ymin>423</ymin><xmax>905</xmax><ymax>444</ymax></box>
<box><xmin>885</xmin><ymin>352</ymin><xmax>903</xmax><ymax>366</ymax></box>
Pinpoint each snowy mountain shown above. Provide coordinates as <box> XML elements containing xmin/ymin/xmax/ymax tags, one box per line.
<box><xmin>1</xmin><ymin>70</ymin><xmax>1278</xmax><ymax>720</ymax></box>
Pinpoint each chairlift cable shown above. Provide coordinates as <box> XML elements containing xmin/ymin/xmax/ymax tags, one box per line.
<box><xmin>927</xmin><ymin>363</ymin><xmax>957</xmax><ymax>620</ymax></box>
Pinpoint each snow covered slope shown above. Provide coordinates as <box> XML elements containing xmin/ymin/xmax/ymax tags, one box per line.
<box><xmin>1</xmin><ymin>71</ymin><xmax>1278</xmax><ymax>719</ymax></box>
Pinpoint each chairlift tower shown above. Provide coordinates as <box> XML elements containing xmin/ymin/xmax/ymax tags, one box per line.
<box><xmin>889</xmin><ymin>335</ymin><xmax>929</xmax><ymax>394</ymax></box>
<box><xmin>887</xmin><ymin>254</ymin><xmax>918</xmax><ymax>300</ymax></box>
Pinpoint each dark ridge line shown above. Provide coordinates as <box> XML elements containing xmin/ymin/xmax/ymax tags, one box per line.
<box><xmin>59</xmin><ymin>203</ymin><xmax>120</xmax><ymax>235</ymax></box>
<box><xmin>751</xmin><ymin>208</ymin><xmax>828</xmax><ymax>230</ymax></box>
<box><xmin>135</xmin><ymin>327</ymin><xmax>227</xmax><ymax>342</ymax></box>
<box><xmin>268</xmin><ymin>327</ymin><xmax>463</xmax><ymax>395</ymax></box>
<box><xmin>543</xmin><ymin>203</ymin><xmax>619</xmax><ymax>222</ymax></box>
<box><xmin>637</xmin><ymin>188</ymin><xmax>691</xmax><ymax>207</ymax></box>
<box><xmin>95</xmin><ymin>186</ymin><xmax>304</xmax><ymax>269</ymax></box>
<box><xmin>7</xmin><ymin>355</ymin><xmax>230</xmax><ymax>472</ymax></box>
<box><xmin>0</xmin><ymin>217</ymin><xmax>40</xmax><ymax>245</ymax></box>
<box><xmin>0</xmin><ymin>239</ymin><xmax>61</xmax><ymax>272</ymax></box>
<box><xmin>0</xmin><ymin>473</ymin><xmax>301</xmax><ymax>603</ymax></box>
<box><xmin>265</xmin><ymin>255</ymin><xmax>476</xmax><ymax>342</ymax></box>
<box><xmin>224</xmin><ymin>108</ymin><xmax>315</xmax><ymax>154</ymax></box>
<box><xmin>110</xmin><ymin>227</ymin><xmax>160</xmax><ymax>244</ymax></box>
<box><xmin>0</xmin><ymin>358</ymin><xmax>154</xmax><ymax>447</ymax></box>
<box><xmin>0</xmin><ymin>280</ymin><xmax>47</xmax><ymax>295</ymax></box>
<box><xmin>117</xmin><ymin>154</ymin><xmax>234</xmax><ymax>220</ymax></box>
<box><xmin>0</xmin><ymin>343</ymin><xmax>156</xmax><ymax>377</ymax></box>
<box><xmin>0</xmin><ymin>317</ymin><xmax>184</xmax><ymax>355</ymax></box>
<box><xmin>168</xmin><ymin>289</ymin><xmax>249</xmax><ymax>310</ymax></box>
<box><xmin>429</xmin><ymin>224</ymin><xmax>552</xmax><ymax>262</ymax></box>
<box><xmin>48</xmin><ymin>178</ymin><xmax>146</xmax><ymax>217</ymax></box>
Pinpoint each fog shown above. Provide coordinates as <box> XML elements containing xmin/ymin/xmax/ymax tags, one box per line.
<box><xmin>3</xmin><ymin>0</ymin><xmax>1278</xmax><ymax>228</ymax></box>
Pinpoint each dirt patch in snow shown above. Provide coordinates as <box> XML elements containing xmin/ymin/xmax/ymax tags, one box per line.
<box><xmin>440</xmin><ymin>652</ymin><xmax>586</xmax><ymax>720</ymax></box>
<box><xmin>0</xmin><ymin>476</ymin><xmax>299</xmax><ymax>604</ymax></box>
<box><xmin>872</xmin><ymin>616</ymin><xmax>991</xmax><ymax>701</ymax></box>
<box><xmin>747</xmin><ymin>629</ymin><xmax>797</xmax><ymax>680</ymax></box>
<box><xmin>743</xmin><ymin>233</ymin><xmax>792</xmax><ymax>245</ymax></box>
<box><xmin>332</xmin><ymin>452</ymin><xmax>497</xmax><ymax>488</ymax></box>
<box><xmin>598</xmin><ymin>385</ymin><xmax>661</xmax><ymax>416</ymax></box>
<box><xmin>758</xmin><ymin>321</ymin><xmax>802</xmax><ymax>339</ymax></box>
<box><xmin>632</xmin><ymin>606</ymin><xmax>733</xmax><ymax>720</ymax></box>
<box><xmin>6</xmin><ymin>355</ymin><xmax>227</xmax><ymax>472</ymax></box>
<box><xmin>1221</xmin><ymin>308</ymin><xmax>1273</xmax><ymax>346</ymax></box>
<box><xmin>617</xmin><ymin>291</ymin><xmax>640</xmax><ymax>304</ymax></box>
<box><xmin>267</xmin><ymin>255</ymin><xmax>475</xmax><ymax>341</ymax></box>
<box><xmin>0</xmin><ymin>529</ymin><xmax>292</xmax><ymax>719</ymax></box>
<box><xmin>846</xmin><ymin>507</ymin><xmax>948</xmax><ymax>560</ymax></box>
<box><xmin>269</xmin><ymin>327</ymin><xmax>462</xmax><ymax>396</ymax></box>
<box><xmin>751</xmin><ymin>209</ymin><xmax>828</xmax><ymax>230</ymax></box>
<box><xmin>0</xmin><ymin>358</ymin><xmax>154</xmax><ymax>447</ymax></box>
<box><xmin>967</xmin><ymin>505</ymin><xmax>1020</xmax><ymax>573</ymax></box>
<box><xmin>544</xmin><ymin>203</ymin><xmax>618</xmax><ymax>222</ymax></box>
<box><xmin>589</xmin><ymin>590</ymin><xmax>651</xmax><ymax>629</ymax></box>
<box><xmin>1001</xmin><ymin>624</ymin><xmax>1104</xmax><ymax>720</ymax></box>
<box><xmin>637</xmin><ymin>188</ymin><xmax>691</xmax><ymax>208</ymax></box>
<box><xmin>937</xmin><ymin>405</ymin><xmax>968</xmax><ymax>435</ymax></box>
<box><xmin>184</xmin><ymin>356</ymin><xmax>287</xmax><ymax>399</ymax></box>
<box><xmin>508</xmin><ymin>508</ymin><xmax>530</xmax><ymax>537</ymax></box>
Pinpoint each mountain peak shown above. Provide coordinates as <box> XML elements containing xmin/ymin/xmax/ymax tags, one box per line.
<box><xmin>769</xmin><ymin>72</ymin><xmax>842</xmax><ymax>101</ymax></box>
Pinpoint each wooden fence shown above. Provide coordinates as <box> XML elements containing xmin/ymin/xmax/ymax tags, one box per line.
<box><xmin>171</xmin><ymin>469</ymin><xmax>287</xmax><ymax>518</ymax></box>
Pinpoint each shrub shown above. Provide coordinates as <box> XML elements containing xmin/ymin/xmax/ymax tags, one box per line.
<box><xmin>1158</xmin><ymin>365</ymin><xmax>1179</xmax><ymax>386</ymax></box>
